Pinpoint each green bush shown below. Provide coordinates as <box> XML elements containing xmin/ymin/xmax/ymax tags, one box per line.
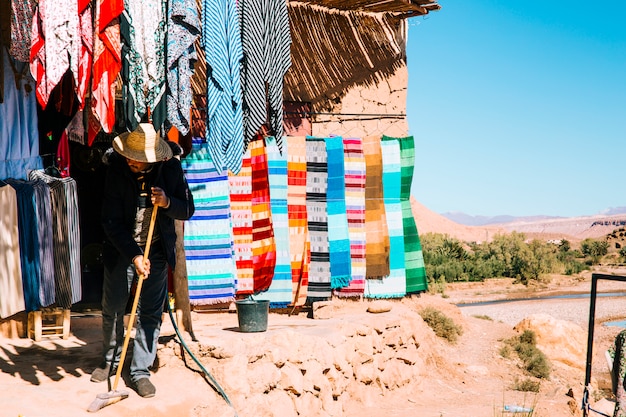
<box><xmin>513</xmin><ymin>378</ymin><xmax>541</xmax><ymax>393</ymax></box>
<box><xmin>503</xmin><ymin>330</ymin><xmax>551</xmax><ymax>380</ymax></box>
<box><xmin>419</xmin><ymin>307</ymin><xmax>463</xmax><ymax>343</ymax></box>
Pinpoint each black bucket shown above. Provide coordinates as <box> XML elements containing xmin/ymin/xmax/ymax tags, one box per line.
<box><xmin>235</xmin><ymin>299</ymin><xmax>270</xmax><ymax>333</ymax></box>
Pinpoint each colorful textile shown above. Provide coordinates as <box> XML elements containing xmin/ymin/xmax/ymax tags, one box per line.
<box><xmin>181</xmin><ymin>138</ymin><xmax>237</xmax><ymax>305</ymax></box>
<box><xmin>202</xmin><ymin>0</ymin><xmax>244</xmax><ymax>174</ymax></box>
<box><xmin>29</xmin><ymin>0</ymin><xmax>80</xmax><ymax>108</ymax></box>
<box><xmin>76</xmin><ymin>0</ymin><xmax>93</xmax><ymax>110</ymax></box>
<box><xmin>334</xmin><ymin>137</ymin><xmax>366</xmax><ymax>297</ymax></box>
<box><xmin>249</xmin><ymin>134</ymin><xmax>276</xmax><ymax>294</ymax></box>
<box><xmin>265</xmin><ymin>136</ymin><xmax>292</xmax><ymax>307</ymax></box>
<box><xmin>0</xmin><ymin>184</ymin><xmax>24</xmax><ymax>318</ymax></box>
<box><xmin>229</xmin><ymin>149</ymin><xmax>253</xmax><ymax>294</ymax></box>
<box><xmin>609</xmin><ymin>330</ymin><xmax>626</xmax><ymax>417</ymax></box>
<box><xmin>29</xmin><ymin>170</ymin><xmax>82</xmax><ymax>308</ymax></box>
<box><xmin>286</xmin><ymin>136</ymin><xmax>309</xmax><ymax>306</ymax></box>
<box><xmin>393</xmin><ymin>135</ymin><xmax>428</xmax><ymax>293</ymax></box>
<box><xmin>305</xmin><ymin>137</ymin><xmax>331</xmax><ymax>302</ymax></box>
<box><xmin>166</xmin><ymin>0</ymin><xmax>200</xmax><ymax>136</ymax></box>
<box><xmin>365</xmin><ymin>138</ymin><xmax>405</xmax><ymax>299</ymax></box>
<box><xmin>239</xmin><ymin>0</ymin><xmax>291</xmax><ymax>151</ymax></box>
<box><xmin>0</xmin><ymin>48</ymin><xmax>42</xmax><ymax>180</ymax></box>
<box><xmin>324</xmin><ymin>136</ymin><xmax>351</xmax><ymax>289</ymax></box>
<box><xmin>6</xmin><ymin>180</ymin><xmax>41</xmax><ymax>312</ymax></box>
<box><xmin>363</xmin><ymin>135</ymin><xmax>390</xmax><ymax>280</ymax></box>
<box><xmin>89</xmin><ymin>0</ymin><xmax>123</xmax><ymax>143</ymax></box>
<box><xmin>121</xmin><ymin>0</ymin><xmax>167</xmax><ymax>131</ymax></box>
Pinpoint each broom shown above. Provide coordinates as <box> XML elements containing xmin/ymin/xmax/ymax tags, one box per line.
<box><xmin>88</xmin><ymin>206</ymin><xmax>159</xmax><ymax>412</ymax></box>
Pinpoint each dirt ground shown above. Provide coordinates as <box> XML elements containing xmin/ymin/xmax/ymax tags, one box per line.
<box><xmin>2</xmin><ymin>268</ymin><xmax>626</xmax><ymax>417</ymax></box>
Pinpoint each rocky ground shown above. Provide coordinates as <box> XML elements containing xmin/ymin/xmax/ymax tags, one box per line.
<box><xmin>2</xmin><ymin>268</ymin><xmax>626</xmax><ymax>417</ymax></box>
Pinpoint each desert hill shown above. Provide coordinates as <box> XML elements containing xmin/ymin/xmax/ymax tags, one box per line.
<box><xmin>410</xmin><ymin>196</ymin><xmax>625</xmax><ymax>243</ymax></box>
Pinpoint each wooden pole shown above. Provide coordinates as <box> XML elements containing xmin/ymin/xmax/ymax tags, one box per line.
<box><xmin>173</xmin><ymin>219</ymin><xmax>194</xmax><ymax>338</ymax></box>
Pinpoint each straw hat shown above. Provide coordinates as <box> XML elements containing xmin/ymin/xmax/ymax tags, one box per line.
<box><xmin>112</xmin><ymin>123</ymin><xmax>172</xmax><ymax>163</ymax></box>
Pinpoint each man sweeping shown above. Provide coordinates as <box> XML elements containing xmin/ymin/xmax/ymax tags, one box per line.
<box><xmin>92</xmin><ymin>123</ymin><xmax>194</xmax><ymax>398</ymax></box>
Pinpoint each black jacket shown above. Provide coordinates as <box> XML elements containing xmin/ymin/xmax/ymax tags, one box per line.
<box><xmin>101</xmin><ymin>152</ymin><xmax>195</xmax><ymax>269</ymax></box>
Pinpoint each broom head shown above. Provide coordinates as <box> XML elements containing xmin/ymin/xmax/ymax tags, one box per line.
<box><xmin>87</xmin><ymin>389</ymin><xmax>130</xmax><ymax>412</ymax></box>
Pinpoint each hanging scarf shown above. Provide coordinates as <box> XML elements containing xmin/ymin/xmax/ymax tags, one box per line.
<box><xmin>9</xmin><ymin>0</ymin><xmax>37</xmax><ymax>63</ymax></box>
<box><xmin>121</xmin><ymin>0</ymin><xmax>167</xmax><ymax>131</ymax></box>
<box><xmin>202</xmin><ymin>0</ymin><xmax>244</xmax><ymax>174</ymax></box>
<box><xmin>181</xmin><ymin>138</ymin><xmax>237</xmax><ymax>305</ymax></box>
<box><xmin>76</xmin><ymin>0</ymin><xmax>93</xmax><ymax>110</ymax></box>
<box><xmin>334</xmin><ymin>137</ymin><xmax>366</xmax><ymax>297</ymax></box>
<box><xmin>166</xmin><ymin>0</ymin><xmax>200</xmax><ymax>136</ymax></box>
<box><xmin>250</xmin><ymin>134</ymin><xmax>276</xmax><ymax>294</ymax></box>
<box><xmin>286</xmin><ymin>135</ymin><xmax>309</xmax><ymax>306</ymax></box>
<box><xmin>265</xmin><ymin>135</ymin><xmax>292</xmax><ymax>308</ymax></box>
<box><xmin>89</xmin><ymin>0</ymin><xmax>123</xmax><ymax>144</ymax></box>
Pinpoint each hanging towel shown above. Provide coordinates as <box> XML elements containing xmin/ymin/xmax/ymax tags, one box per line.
<box><xmin>89</xmin><ymin>0</ymin><xmax>123</xmax><ymax>144</ymax></box>
<box><xmin>264</xmin><ymin>136</ymin><xmax>292</xmax><ymax>307</ymax></box>
<box><xmin>392</xmin><ymin>135</ymin><xmax>428</xmax><ymax>293</ymax></box>
<box><xmin>250</xmin><ymin>134</ymin><xmax>276</xmax><ymax>294</ymax></box>
<box><xmin>365</xmin><ymin>137</ymin><xmax>405</xmax><ymax>299</ymax></box>
<box><xmin>334</xmin><ymin>137</ymin><xmax>366</xmax><ymax>298</ymax></box>
<box><xmin>239</xmin><ymin>0</ymin><xmax>291</xmax><ymax>152</ymax></box>
<box><xmin>29</xmin><ymin>170</ymin><xmax>82</xmax><ymax>308</ymax></box>
<box><xmin>324</xmin><ymin>136</ymin><xmax>351</xmax><ymax>289</ymax></box>
<box><xmin>181</xmin><ymin>138</ymin><xmax>237</xmax><ymax>305</ymax></box>
<box><xmin>0</xmin><ymin>184</ymin><xmax>25</xmax><ymax>318</ymax></box>
<box><xmin>363</xmin><ymin>135</ymin><xmax>390</xmax><ymax>280</ymax></box>
<box><xmin>6</xmin><ymin>180</ymin><xmax>41</xmax><ymax>312</ymax></box>
<box><xmin>166</xmin><ymin>0</ymin><xmax>200</xmax><ymax>136</ymax></box>
<box><xmin>32</xmin><ymin>179</ymin><xmax>56</xmax><ymax>307</ymax></box>
<box><xmin>286</xmin><ymin>136</ymin><xmax>309</xmax><ymax>306</ymax></box>
<box><xmin>305</xmin><ymin>136</ymin><xmax>331</xmax><ymax>302</ymax></box>
<box><xmin>121</xmin><ymin>0</ymin><xmax>167</xmax><ymax>131</ymax></box>
<box><xmin>202</xmin><ymin>0</ymin><xmax>244</xmax><ymax>174</ymax></box>
<box><xmin>229</xmin><ymin>149</ymin><xmax>253</xmax><ymax>294</ymax></box>
<box><xmin>0</xmin><ymin>49</ymin><xmax>42</xmax><ymax>180</ymax></box>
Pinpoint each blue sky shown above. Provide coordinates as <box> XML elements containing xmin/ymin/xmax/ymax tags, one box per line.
<box><xmin>406</xmin><ymin>1</ymin><xmax>626</xmax><ymax>217</ymax></box>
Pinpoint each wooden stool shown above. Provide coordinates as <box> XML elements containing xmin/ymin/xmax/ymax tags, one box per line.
<box><xmin>27</xmin><ymin>309</ymin><xmax>71</xmax><ymax>341</ymax></box>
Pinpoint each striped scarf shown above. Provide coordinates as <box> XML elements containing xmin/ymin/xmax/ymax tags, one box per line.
<box><xmin>305</xmin><ymin>136</ymin><xmax>330</xmax><ymax>302</ymax></box>
<box><xmin>265</xmin><ymin>136</ymin><xmax>292</xmax><ymax>308</ymax></box>
<box><xmin>363</xmin><ymin>136</ymin><xmax>390</xmax><ymax>280</ymax></box>
<box><xmin>365</xmin><ymin>138</ymin><xmax>406</xmax><ymax>299</ymax></box>
<box><xmin>394</xmin><ymin>135</ymin><xmax>428</xmax><ymax>293</ymax></box>
<box><xmin>334</xmin><ymin>137</ymin><xmax>366</xmax><ymax>298</ymax></box>
<box><xmin>181</xmin><ymin>138</ymin><xmax>237</xmax><ymax>305</ymax></box>
<box><xmin>250</xmin><ymin>134</ymin><xmax>276</xmax><ymax>294</ymax></box>
<box><xmin>229</xmin><ymin>149</ymin><xmax>253</xmax><ymax>294</ymax></box>
<box><xmin>239</xmin><ymin>0</ymin><xmax>291</xmax><ymax>151</ymax></box>
<box><xmin>324</xmin><ymin>136</ymin><xmax>351</xmax><ymax>289</ymax></box>
<box><xmin>32</xmin><ymin>178</ymin><xmax>56</xmax><ymax>307</ymax></box>
<box><xmin>286</xmin><ymin>136</ymin><xmax>309</xmax><ymax>306</ymax></box>
<box><xmin>202</xmin><ymin>0</ymin><xmax>244</xmax><ymax>174</ymax></box>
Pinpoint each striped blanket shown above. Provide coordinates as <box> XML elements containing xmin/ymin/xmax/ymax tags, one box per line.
<box><xmin>181</xmin><ymin>138</ymin><xmax>237</xmax><ymax>305</ymax></box>
<box><xmin>265</xmin><ymin>136</ymin><xmax>292</xmax><ymax>307</ymax></box>
<box><xmin>324</xmin><ymin>136</ymin><xmax>351</xmax><ymax>289</ymax></box>
<box><xmin>394</xmin><ymin>135</ymin><xmax>428</xmax><ymax>293</ymax></box>
<box><xmin>287</xmin><ymin>136</ymin><xmax>309</xmax><ymax>306</ymax></box>
<box><xmin>305</xmin><ymin>136</ymin><xmax>331</xmax><ymax>302</ymax></box>
<box><xmin>229</xmin><ymin>149</ymin><xmax>254</xmax><ymax>295</ymax></box>
<box><xmin>334</xmin><ymin>137</ymin><xmax>366</xmax><ymax>297</ymax></box>
<box><xmin>365</xmin><ymin>137</ymin><xmax>406</xmax><ymax>298</ymax></box>
<box><xmin>362</xmin><ymin>136</ymin><xmax>390</xmax><ymax>280</ymax></box>
<box><xmin>249</xmin><ymin>134</ymin><xmax>276</xmax><ymax>294</ymax></box>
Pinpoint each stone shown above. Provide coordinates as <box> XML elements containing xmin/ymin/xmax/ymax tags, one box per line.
<box><xmin>367</xmin><ymin>300</ymin><xmax>393</xmax><ymax>314</ymax></box>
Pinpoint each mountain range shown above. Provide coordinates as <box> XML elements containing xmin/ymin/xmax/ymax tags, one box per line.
<box><xmin>442</xmin><ymin>207</ymin><xmax>626</xmax><ymax>226</ymax></box>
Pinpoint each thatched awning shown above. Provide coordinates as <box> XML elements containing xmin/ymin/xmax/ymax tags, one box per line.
<box><xmin>295</xmin><ymin>0</ymin><xmax>440</xmax><ymax>18</ymax></box>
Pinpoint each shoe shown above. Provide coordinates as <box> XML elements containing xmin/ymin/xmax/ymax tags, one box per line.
<box><xmin>134</xmin><ymin>377</ymin><xmax>156</xmax><ymax>398</ymax></box>
<box><xmin>90</xmin><ymin>363</ymin><xmax>117</xmax><ymax>383</ymax></box>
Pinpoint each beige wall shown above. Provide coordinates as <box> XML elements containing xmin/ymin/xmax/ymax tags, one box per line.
<box><xmin>310</xmin><ymin>63</ymin><xmax>409</xmax><ymax>138</ymax></box>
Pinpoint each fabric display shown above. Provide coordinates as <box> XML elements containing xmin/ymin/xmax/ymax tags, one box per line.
<box><xmin>305</xmin><ymin>137</ymin><xmax>331</xmax><ymax>302</ymax></box>
<box><xmin>334</xmin><ymin>137</ymin><xmax>366</xmax><ymax>298</ymax></box>
<box><xmin>264</xmin><ymin>136</ymin><xmax>292</xmax><ymax>308</ymax></box>
<box><xmin>249</xmin><ymin>134</ymin><xmax>276</xmax><ymax>294</ymax></box>
<box><xmin>365</xmin><ymin>137</ymin><xmax>406</xmax><ymax>298</ymax></box>
<box><xmin>229</xmin><ymin>150</ymin><xmax>253</xmax><ymax>294</ymax></box>
<box><xmin>0</xmin><ymin>183</ymin><xmax>25</xmax><ymax>318</ymax></box>
<box><xmin>286</xmin><ymin>136</ymin><xmax>309</xmax><ymax>307</ymax></box>
<box><xmin>181</xmin><ymin>138</ymin><xmax>237</xmax><ymax>305</ymax></box>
